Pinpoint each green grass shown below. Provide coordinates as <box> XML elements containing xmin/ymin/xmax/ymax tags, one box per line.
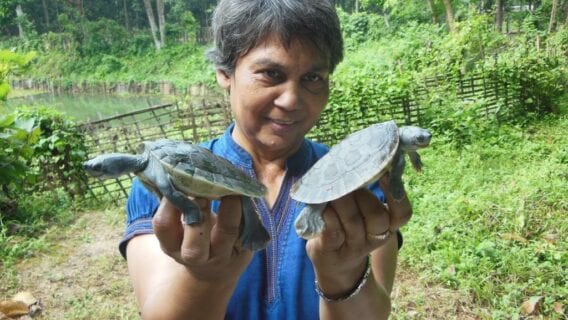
<box><xmin>400</xmin><ymin>115</ymin><xmax>568</xmax><ymax>318</ymax></box>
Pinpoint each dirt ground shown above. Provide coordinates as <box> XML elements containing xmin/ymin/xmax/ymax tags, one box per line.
<box><xmin>1</xmin><ymin>209</ymin><xmax>482</xmax><ymax>319</ymax></box>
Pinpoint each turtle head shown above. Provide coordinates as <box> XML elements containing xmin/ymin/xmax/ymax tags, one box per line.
<box><xmin>84</xmin><ymin>153</ymin><xmax>146</xmax><ymax>179</ymax></box>
<box><xmin>398</xmin><ymin>126</ymin><xmax>432</xmax><ymax>151</ymax></box>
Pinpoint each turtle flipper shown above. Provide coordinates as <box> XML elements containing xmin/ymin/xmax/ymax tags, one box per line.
<box><xmin>155</xmin><ymin>173</ymin><xmax>202</xmax><ymax>225</ymax></box>
<box><xmin>294</xmin><ymin>202</ymin><xmax>327</xmax><ymax>239</ymax></box>
<box><xmin>239</xmin><ymin>197</ymin><xmax>270</xmax><ymax>251</ymax></box>
<box><xmin>407</xmin><ymin>151</ymin><xmax>423</xmax><ymax>172</ymax></box>
<box><xmin>388</xmin><ymin>149</ymin><xmax>407</xmax><ymax>200</ymax></box>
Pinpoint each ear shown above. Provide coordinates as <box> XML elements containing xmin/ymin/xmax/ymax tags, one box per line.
<box><xmin>216</xmin><ymin>69</ymin><xmax>231</xmax><ymax>90</ymax></box>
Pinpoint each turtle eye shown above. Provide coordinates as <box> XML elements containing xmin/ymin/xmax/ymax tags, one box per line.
<box><xmin>417</xmin><ymin>132</ymin><xmax>432</xmax><ymax>144</ymax></box>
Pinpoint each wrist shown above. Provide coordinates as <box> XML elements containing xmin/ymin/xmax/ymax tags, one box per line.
<box><xmin>314</xmin><ymin>255</ymin><xmax>371</xmax><ymax>302</ymax></box>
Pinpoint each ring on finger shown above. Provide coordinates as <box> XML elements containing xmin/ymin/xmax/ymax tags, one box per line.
<box><xmin>367</xmin><ymin>230</ymin><xmax>391</xmax><ymax>241</ymax></box>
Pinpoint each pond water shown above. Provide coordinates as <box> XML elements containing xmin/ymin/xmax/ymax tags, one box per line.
<box><xmin>3</xmin><ymin>92</ymin><xmax>175</xmax><ymax>122</ymax></box>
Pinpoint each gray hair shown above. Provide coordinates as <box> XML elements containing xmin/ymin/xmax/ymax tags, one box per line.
<box><xmin>207</xmin><ymin>0</ymin><xmax>343</xmax><ymax>74</ymax></box>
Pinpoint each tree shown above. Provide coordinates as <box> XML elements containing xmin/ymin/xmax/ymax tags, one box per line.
<box><xmin>15</xmin><ymin>4</ymin><xmax>25</xmax><ymax>39</ymax></box>
<box><xmin>157</xmin><ymin>0</ymin><xmax>165</xmax><ymax>47</ymax></box>
<box><xmin>495</xmin><ymin>0</ymin><xmax>504</xmax><ymax>33</ymax></box>
<box><xmin>143</xmin><ymin>0</ymin><xmax>166</xmax><ymax>50</ymax></box>
<box><xmin>548</xmin><ymin>0</ymin><xmax>559</xmax><ymax>33</ymax></box>
<box><xmin>41</xmin><ymin>0</ymin><xmax>50</xmax><ymax>29</ymax></box>
<box><xmin>426</xmin><ymin>0</ymin><xmax>438</xmax><ymax>23</ymax></box>
<box><xmin>442</xmin><ymin>0</ymin><xmax>456</xmax><ymax>32</ymax></box>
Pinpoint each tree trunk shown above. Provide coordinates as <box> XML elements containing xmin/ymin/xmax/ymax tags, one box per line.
<box><xmin>565</xmin><ymin>0</ymin><xmax>568</xmax><ymax>25</ymax></box>
<box><xmin>123</xmin><ymin>0</ymin><xmax>130</xmax><ymax>33</ymax></box>
<box><xmin>15</xmin><ymin>5</ymin><xmax>25</xmax><ymax>39</ymax></box>
<box><xmin>548</xmin><ymin>0</ymin><xmax>558</xmax><ymax>33</ymax></box>
<box><xmin>355</xmin><ymin>0</ymin><xmax>359</xmax><ymax>13</ymax></box>
<box><xmin>42</xmin><ymin>0</ymin><xmax>51</xmax><ymax>29</ymax></box>
<box><xmin>143</xmin><ymin>0</ymin><xmax>161</xmax><ymax>50</ymax></box>
<box><xmin>442</xmin><ymin>0</ymin><xmax>456</xmax><ymax>32</ymax></box>
<box><xmin>157</xmin><ymin>0</ymin><xmax>166</xmax><ymax>48</ymax></box>
<box><xmin>426</xmin><ymin>0</ymin><xmax>438</xmax><ymax>23</ymax></box>
<box><xmin>495</xmin><ymin>0</ymin><xmax>504</xmax><ymax>33</ymax></box>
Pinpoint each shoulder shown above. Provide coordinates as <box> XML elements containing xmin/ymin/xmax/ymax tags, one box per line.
<box><xmin>306</xmin><ymin>139</ymin><xmax>329</xmax><ymax>160</ymax></box>
<box><xmin>198</xmin><ymin>137</ymin><xmax>218</xmax><ymax>151</ymax></box>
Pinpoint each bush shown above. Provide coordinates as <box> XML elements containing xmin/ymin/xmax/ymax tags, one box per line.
<box><xmin>15</xmin><ymin>106</ymin><xmax>90</xmax><ymax>197</ymax></box>
<box><xmin>0</xmin><ymin>113</ymin><xmax>41</xmax><ymax>202</ymax></box>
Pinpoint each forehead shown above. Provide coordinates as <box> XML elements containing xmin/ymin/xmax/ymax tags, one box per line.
<box><xmin>237</xmin><ymin>35</ymin><xmax>330</xmax><ymax>71</ymax></box>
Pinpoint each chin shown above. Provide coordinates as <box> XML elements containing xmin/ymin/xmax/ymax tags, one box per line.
<box><xmin>263</xmin><ymin>135</ymin><xmax>302</xmax><ymax>151</ymax></box>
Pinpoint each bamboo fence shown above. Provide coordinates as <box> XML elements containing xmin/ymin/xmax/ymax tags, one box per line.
<box><xmin>78</xmin><ymin>71</ymin><xmax>523</xmax><ymax>203</ymax></box>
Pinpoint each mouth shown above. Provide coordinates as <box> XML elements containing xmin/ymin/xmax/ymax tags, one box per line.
<box><xmin>269</xmin><ymin>118</ymin><xmax>297</xmax><ymax>126</ymax></box>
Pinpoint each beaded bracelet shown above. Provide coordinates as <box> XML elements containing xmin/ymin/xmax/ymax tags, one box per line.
<box><xmin>314</xmin><ymin>255</ymin><xmax>371</xmax><ymax>303</ymax></box>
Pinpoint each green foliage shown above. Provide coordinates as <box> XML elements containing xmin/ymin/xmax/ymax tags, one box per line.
<box><xmin>0</xmin><ymin>112</ymin><xmax>41</xmax><ymax>200</ymax></box>
<box><xmin>81</xmin><ymin>18</ymin><xmax>129</xmax><ymax>56</ymax></box>
<box><xmin>401</xmin><ymin>115</ymin><xmax>568</xmax><ymax>317</ymax></box>
<box><xmin>0</xmin><ymin>188</ymin><xmax>73</xmax><ymax>266</ymax></box>
<box><xmin>337</xmin><ymin>8</ymin><xmax>388</xmax><ymax>51</ymax></box>
<box><xmin>423</xmin><ymin>96</ymin><xmax>498</xmax><ymax>147</ymax></box>
<box><xmin>0</xmin><ymin>49</ymin><xmax>35</xmax><ymax>100</ymax></box>
<box><xmin>0</xmin><ymin>106</ymin><xmax>90</xmax><ymax>265</ymax></box>
<box><xmin>15</xmin><ymin>106</ymin><xmax>90</xmax><ymax>196</ymax></box>
<box><xmin>26</xmin><ymin>40</ymin><xmax>214</xmax><ymax>87</ymax></box>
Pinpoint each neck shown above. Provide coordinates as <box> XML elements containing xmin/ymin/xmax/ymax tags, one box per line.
<box><xmin>231</xmin><ymin>128</ymin><xmax>298</xmax><ymax>208</ymax></box>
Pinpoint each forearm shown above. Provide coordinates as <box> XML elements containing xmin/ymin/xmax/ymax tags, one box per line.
<box><xmin>127</xmin><ymin>235</ymin><xmax>240</xmax><ymax>320</ymax></box>
<box><xmin>138</xmin><ymin>264</ymin><xmax>237</xmax><ymax>320</ymax></box>
<box><xmin>315</xmin><ymin>234</ymin><xmax>399</xmax><ymax>320</ymax></box>
<box><xmin>319</xmin><ymin>272</ymin><xmax>391</xmax><ymax>320</ymax></box>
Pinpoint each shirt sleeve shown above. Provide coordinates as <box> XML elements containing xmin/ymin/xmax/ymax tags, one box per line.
<box><xmin>119</xmin><ymin>178</ymin><xmax>160</xmax><ymax>259</ymax></box>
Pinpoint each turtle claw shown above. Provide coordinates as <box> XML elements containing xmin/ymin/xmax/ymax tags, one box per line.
<box><xmin>294</xmin><ymin>203</ymin><xmax>326</xmax><ymax>239</ymax></box>
<box><xmin>239</xmin><ymin>197</ymin><xmax>270</xmax><ymax>251</ymax></box>
<box><xmin>182</xmin><ymin>204</ymin><xmax>202</xmax><ymax>225</ymax></box>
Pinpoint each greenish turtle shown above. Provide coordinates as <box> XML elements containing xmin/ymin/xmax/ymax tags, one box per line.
<box><xmin>83</xmin><ymin>139</ymin><xmax>270</xmax><ymax>250</ymax></box>
<box><xmin>291</xmin><ymin>120</ymin><xmax>432</xmax><ymax>239</ymax></box>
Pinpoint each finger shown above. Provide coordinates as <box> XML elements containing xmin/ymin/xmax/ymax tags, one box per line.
<box><xmin>314</xmin><ymin>205</ymin><xmax>344</xmax><ymax>251</ymax></box>
<box><xmin>353</xmin><ymin>189</ymin><xmax>391</xmax><ymax>245</ymax></box>
<box><xmin>152</xmin><ymin>198</ymin><xmax>184</xmax><ymax>258</ymax></box>
<box><xmin>211</xmin><ymin>196</ymin><xmax>243</xmax><ymax>257</ymax></box>
<box><xmin>179</xmin><ymin>197</ymin><xmax>213</xmax><ymax>264</ymax></box>
<box><xmin>329</xmin><ymin>193</ymin><xmax>365</xmax><ymax>247</ymax></box>
<box><xmin>379</xmin><ymin>175</ymin><xmax>413</xmax><ymax>229</ymax></box>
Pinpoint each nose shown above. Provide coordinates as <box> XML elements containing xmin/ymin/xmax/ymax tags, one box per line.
<box><xmin>274</xmin><ymin>82</ymin><xmax>301</xmax><ymax>111</ymax></box>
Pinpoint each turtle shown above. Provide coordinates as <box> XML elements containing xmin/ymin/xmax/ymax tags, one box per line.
<box><xmin>83</xmin><ymin>139</ymin><xmax>270</xmax><ymax>251</ymax></box>
<box><xmin>291</xmin><ymin>120</ymin><xmax>432</xmax><ymax>239</ymax></box>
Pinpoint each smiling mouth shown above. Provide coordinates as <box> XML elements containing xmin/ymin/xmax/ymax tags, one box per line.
<box><xmin>270</xmin><ymin>118</ymin><xmax>296</xmax><ymax>126</ymax></box>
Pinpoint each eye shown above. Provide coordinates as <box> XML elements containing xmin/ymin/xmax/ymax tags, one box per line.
<box><xmin>302</xmin><ymin>73</ymin><xmax>328</xmax><ymax>94</ymax></box>
<box><xmin>261</xmin><ymin>69</ymin><xmax>284</xmax><ymax>82</ymax></box>
<box><xmin>303</xmin><ymin>73</ymin><xmax>323</xmax><ymax>82</ymax></box>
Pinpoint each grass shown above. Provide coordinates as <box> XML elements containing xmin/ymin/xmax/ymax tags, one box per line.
<box><xmin>396</xmin><ymin>114</ymin><xmax>567</xmax><ymax>318</ymax></box>
<box><xmin>0</xmin><ymin>207</ymin><xmax>139</xmax><ymax>319</ymax></box>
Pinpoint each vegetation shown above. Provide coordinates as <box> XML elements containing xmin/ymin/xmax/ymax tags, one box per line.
<box><xmin>402</xmin><ymin>114</ymin><xmax>567</xmax><ymax>318</ymax></box>
<box><xmin>0</xmin><ymin>0</ymin><xmax>567</xmax><ymax>318</ymax></box>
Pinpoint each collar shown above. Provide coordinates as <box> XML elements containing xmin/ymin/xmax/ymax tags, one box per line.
<box><xmin>215</xmin><ymin>123</ymin><xmax>317</xmax><ymax>176</ymax></box>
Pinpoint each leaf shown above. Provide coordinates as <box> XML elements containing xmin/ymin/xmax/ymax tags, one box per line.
<box><xmin>0</xmin><ymin>299</ymin><xmax>28</xmax><ymax>318</ymax></box>
<box><xmin>28</xmin><ymin>127</ymin><xmax>41</xmax><ymax>144</ymax></box>
<box><xmin>520</xmin><ymin>296</ymin><xmax>542</xmax><ymax>316</ymax></box>
<box><xmin>14</xmin><ymin>118</ymin><xmax>35</xmax><ymax>133</ymax></box>
<box><xmin>0</xmin><ymin>81</ymin><xmax>9</xmax><ymax>100</ymax></box>
<box><xmin>553</xmin><ymin>302</ymin><xmax>564</xmax><ymax>314</ymax></box>
<box><xmin>543</xmin><ymin>233</ymin><xmax>558</xmax><ymax>244</ymax></box>
<box><xmin>0</xmin><ymin>114</ymin><xmax>16</xmax><ymax>127</ymax></box>
<box><xmin>500</xmin><ymin>233</ymin><xmax>528</xmax><ymax>244</ymax></box>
